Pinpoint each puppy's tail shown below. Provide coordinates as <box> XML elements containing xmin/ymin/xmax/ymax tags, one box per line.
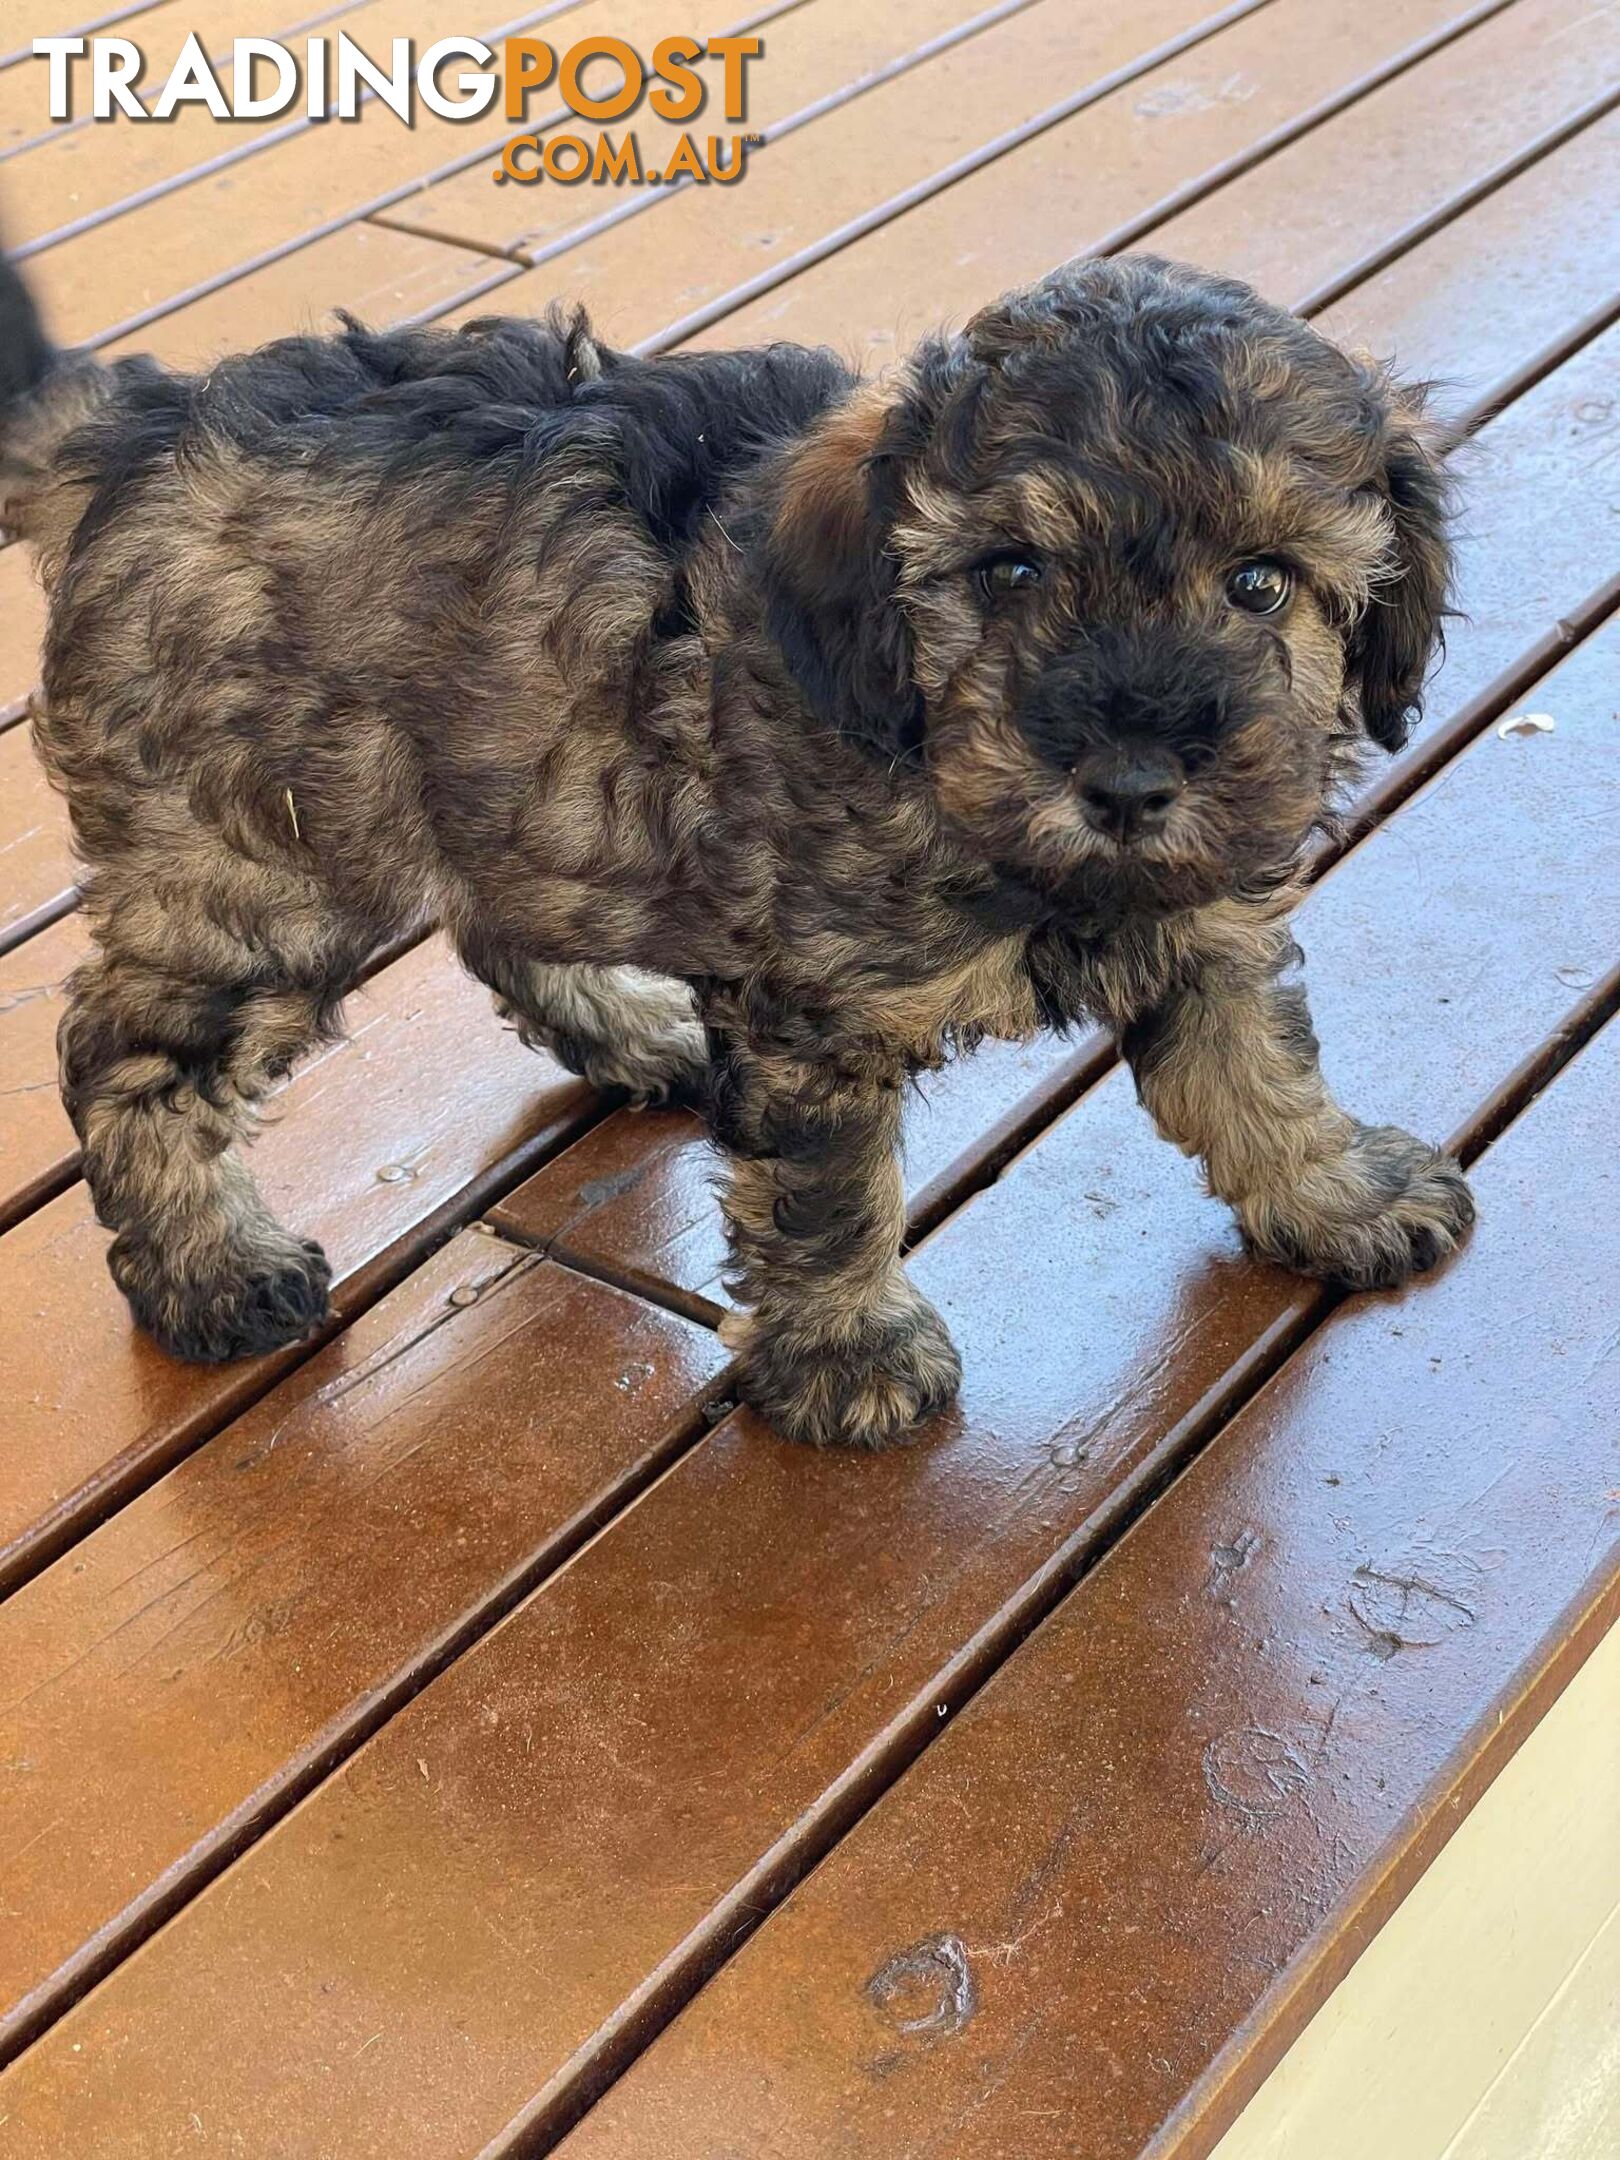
<box><xmin>0</xmin><ymin>245</ymin><xmax>57</xmax><ymax>426</ymax></box>
<box><xmin>0</xmin><ymin>240</ymin><xmax>108</xmax><ymax>548</ymax></box>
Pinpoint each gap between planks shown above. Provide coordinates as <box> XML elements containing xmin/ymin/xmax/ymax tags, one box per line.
<box><xmin>0</xmin><ymin>1269</ymin><xmax>738</xmax><ymax>2069</ymax></box>
<box><xmin>0</xmin><ymin>4</ymin><xmax>163</xmax><ymax>75</ymax></box>
<box><xmin>488</xmin><ymin>982</ymin><xmax>1620</xmax><ymax>2159</ymax></box>
<box><xmin>0</xmin><ymin>1076</ymin><xmax>619</xmax><ymax>1602</ymax></box>
<box><xmin>0</xmin><ymin>4</ymin><xmax>1601</xmax><ymax>1470</ymax></box>
<box><xmin>72</xmin><ymin>0</ymin><xmax>1275</xmax><ymax>347</ymax></box>
<box><xmin>368</xmin><ymin>0</ymin><xmax>1054</xmax><ymax>263</ymax></box>
<box><xmin>9</xmin><ymin>0</ymin><xmax>622</xmax><ymax>262</ymax></box>
<box><xmin>627</xmin><ymin>0</ymin><xmax>1521</xmax><ymax>355</ymax></box>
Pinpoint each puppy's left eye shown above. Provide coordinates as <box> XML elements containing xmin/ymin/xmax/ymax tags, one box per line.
<box><xmin>1226</xmin><ymin>559</ymin><xmax>1293</xmax><ymax>615</ymax></box>
<box><xmin>975</xmin><ymin>552</ymin><xmax>1044</xmax><ymax>601</ymax></box>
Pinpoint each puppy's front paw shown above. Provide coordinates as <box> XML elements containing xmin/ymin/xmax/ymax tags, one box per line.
<box><xmin>735</xmin><ymin>1282</ymin><xmax>962</xmax><ymax>1449</ymax></box>
<box><xmin>1242</xmin><ymin>1123</ymin><xmax>1475</xmax><ymax>1292</ymax></box>
<box><xmin>112</xmin><ymin>1227</ymin><xmax>332</xmax><ymax>1362</ymax></box>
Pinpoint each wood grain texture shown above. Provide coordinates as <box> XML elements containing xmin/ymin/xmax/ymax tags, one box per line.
<box><xmin>557</xmin><ymin>1017</ymin><xmax>1620</xmax><ymax>2160</ymax></box>
<box><xmin>21</xmin><ymin>0</ymin><xmax>598</xmax><ymax>344</ymax></box>
<box><xmin>0</xmin><ymin>6</ymin><xmax>1614</xmax><ymax>2149</ymax></box>
<box><xmin>368</xmin><ymin>0</ymin><xmax>1001</xmax><ymax>256</ymax></box>
<box><xmin>3</xmin><ymin>615</ymin><xmax>1609</xmax><ymax>2153</ymax></box>
<box><xmin>0</xmin><ymin>1229</ymin><xmax>729</xmax><ymax>2057</ymax></box>
<box><xmin>0</xmin><ymin>723</ymin><xmax>76</xmax><ymax>956</ymax></box>
<box><xmin>454</xmin><ymin>0</ymin><xmax>1426</xmax><ymax>345</ymax></box>
<box><xmin>1206</xmin><ymin>1620</ymin><xmax>1620</xmax><ymax>2160</ymax></box>
<box><xmin>0</xmin><ymin>910</ymin><xmax>85</xmax><ymax>1232</ymax></box>
<box><xmin>0</xmin><ymin>542</ymin><xmax>47</xmax><ymax>727</ymax></box>
<box><xmin>684</xmin><ymin>0</ymin><xmax>1553</xmax><ymax>358</ymax></box>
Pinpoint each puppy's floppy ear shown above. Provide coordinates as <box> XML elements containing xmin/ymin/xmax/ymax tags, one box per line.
<box><xmin>1347</xmin><ymin>377</ymin><xmax>1454</xmax><ymax>753</ymax></box>
<box><xmin>755</xmin><ymin>387</ymin><xmax>922</xmax><ymax>760</ymax></box>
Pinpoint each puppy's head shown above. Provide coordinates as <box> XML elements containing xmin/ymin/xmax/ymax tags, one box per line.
<box><xmin>757</xmin><ymin>254</ymin><xmax>1451</xmax><ymax>915</ymax></box>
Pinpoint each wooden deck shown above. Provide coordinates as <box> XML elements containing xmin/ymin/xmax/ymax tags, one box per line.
<box><xmin>0</xmin><ymin>2</ymin><xmax>1617</xmax><ymax>2152</ymax></box>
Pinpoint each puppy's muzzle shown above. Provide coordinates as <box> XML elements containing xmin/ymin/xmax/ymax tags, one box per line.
<box><xmin>1073</xmin><ymin>743</ymin><xmax>1185</xmax><ymax>844</ymax></box>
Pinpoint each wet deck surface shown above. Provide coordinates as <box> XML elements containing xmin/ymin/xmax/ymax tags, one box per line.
<box><xmin>0</xmin><ymin>3</ymin><xmax>1617</xmax><ymax>2152</ymax></box>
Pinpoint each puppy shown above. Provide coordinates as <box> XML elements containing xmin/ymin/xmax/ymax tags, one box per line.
<box><xmin>0</xmin><ymin>250</ymin><xmax>1473</xmax><ymax>1448</ymax></box>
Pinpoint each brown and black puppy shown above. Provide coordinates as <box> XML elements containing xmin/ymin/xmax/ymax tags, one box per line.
<box><xmin>0</xmin><ymin>250</ymin><xmax>1472</xmax><ymax>1448</ymax></box>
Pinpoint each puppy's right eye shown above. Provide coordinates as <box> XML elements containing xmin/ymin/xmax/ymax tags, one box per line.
<box><xmin>975</xmin><ymin>553</ymin><xmax>1044</xmax><ymax>601</ymax></box>
<box><xmin>1226</xmin><ymin>558</ymin><xmax>1293</xmax><ymax>615</ymax></box>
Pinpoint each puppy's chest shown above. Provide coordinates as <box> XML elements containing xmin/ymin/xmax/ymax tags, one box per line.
<box><xmin>1023</xmin><ymin>915</ymin><xmax>1175</xmax><ymax>1033</ymax></box>
<box><xmin>831</xmin><ymin>937</ymin><xmax>1045</xmax><ymax>1071</ymax></box>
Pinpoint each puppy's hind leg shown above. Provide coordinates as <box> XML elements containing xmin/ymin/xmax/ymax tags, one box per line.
<box><xmin>472</xmin><ymin>950</ymin><xmax>708</xmax><ymax>1109</ymax></box>
<box><xmin>61</xmin><ymin>887</ymin><xmax>363</xmax><ymax>1362</ymax></box>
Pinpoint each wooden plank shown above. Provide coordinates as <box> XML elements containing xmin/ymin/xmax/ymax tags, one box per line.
<box><xmin>490</xmin><ymin>1033</ymin><xmax>1104</xmax><ymax>1323</ymax></box>
<box><xmin>0</xmin><ymin>1228</ymin><xmax>728</xmax><ymax>2059</ymax></box>
<box><xmin>0</xmin><ymin>45</ymin><xmax>94</xmax><ymax>153</ymax></box>
<box><xmin>1311</xmin><ymin>107</ymin><xmax>1620</xmax><ymax>406</ymax></box>
<box><xmin>372</xmin><ymin>0</ymin><xmax>1191</xmax><ymax>260</ymax></box>
<box><xmin>0</xmin><ymin>543</ymin><xmax>47</xmax><ymax>728</ymax></box>
<box><xmin>35</xmin><ymin>8</ymin><xmax>1598</xmax><ymax>715</ymax></box>
<box><xmin>0</xmin><ymin>8</ymin><xmax>177</xmax><ymax>140</ymax></box>
<box><xmin>1</xmin><ymin>0</ymin><xmax>1419</xmax><ymax>1210</ymax></box>
<box><xmin>3</xmin><ymin>608</ymin><xmax>1610</xmax><ymax>2152</ymax></box>
<box><xmin>1206</xmin><ymin>1621</ymin><xmax>1620</xmax><ymax>2160</ymax></box>
<box><xmin>1140</xmin><ymin>10</ymin><xmax>1620</xmax><ymax>309</ymax></box>
<box><xmin>5</xmin><ymin>0</ymin><xmax>556</xmax><ymax>257</ymax></box>
<box><xmin>491</xmin><ymin>319</ymin><xmax>1620</xmax><ymax>1316</ymax></box>
<box><xmin>0</xmin><ymin>724</ymin><xmax>76</xmax><ymax>958</ymax></box>
<box><xmin>7</xmin><ymin>0</ymin><xmax>427</xmax><ymax>255</ymax></box>
<box><xmin>20</xmin><ymin>0</ymin><xmax>788</xmax><ymax>347</ymax></box>
<box><xmin>96</xmin><ymin>217</ymin><xmax>509</xmax><ymax>371</ymax></box>
<box><xmin>451</xmin><ymin>0</ymin><xmax>1456</xmax><ymax>346</ymax></box>
<box><xmin>0</xmin><ymin>5</ymin><xmax>167</xmax><ymax>74</ymax></box>
<box><xmin>0</xmin><ymin>0</ymin><xmax>370</xmax><ymax>188</ymax></box>
<box><xmin>327</xmin><ymin>0</ymin><xmax>812</xmax><ymax>273</ymax></box>
<box><xmin>0</xmin><ymin>0</ymin><xmax>1347</xmax><ymax>1183</ymax></box>
<box><xmin>0</xmin><ymin>933</ymin><xmax>597</xmax><ymax>1597</ymax></box>
<box><xmin>557</xmin><ymin>1015</ymin><xmax>1620</xmax><ymax>2160</ymax></box>
<box><xmin>0</xmin><ymin>911</ymin><xmax>84</xmax><ymax>1234</ymax></box>
<box><xmin>684</xmin><ymin>0</ymin><xmax>1584</xmax><ymax>359</ymax></box>
<box><xmin>9</xmin><ymin>52</ymin><xmax>1609</xmax><ymax>1363</ymax></box>
<box><xmin>489</xmin><ymin>0</ymin><xmax>1605</xmax><ymax>1307</ymax></box>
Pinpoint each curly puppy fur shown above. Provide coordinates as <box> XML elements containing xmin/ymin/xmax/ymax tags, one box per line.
<box><xmin>0</xmin><ymin>251</ymin><xmax>1474</xmax><ymax>1446</ymax></box>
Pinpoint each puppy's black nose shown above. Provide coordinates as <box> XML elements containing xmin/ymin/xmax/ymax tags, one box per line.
<box><xmin>1076</xmin><ymin>749</ymin><xmax>1184</xmax><ymax>844</ymax></box>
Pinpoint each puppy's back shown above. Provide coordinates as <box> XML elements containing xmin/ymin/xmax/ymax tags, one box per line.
<box><xmin>1</xmin><ymin>307</ymin><xmax>596</xmax><ymax>570</ymax></box>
